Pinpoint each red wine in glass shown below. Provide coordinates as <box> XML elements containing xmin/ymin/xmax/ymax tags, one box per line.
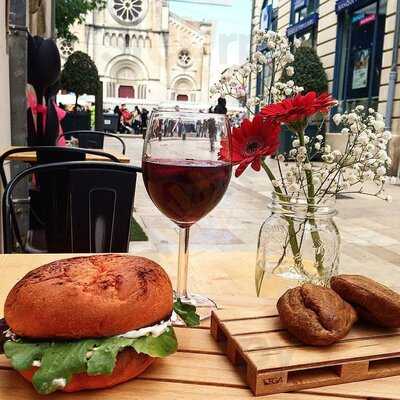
<box><xmin>143</xmin><ymin>158</ymin><xmax>232</xmax><ymax>227</ymax></box>
<box><xmin>142</xmin><ymin>110</ymin><xmax>232</xmax><ymax>316</ymax></box>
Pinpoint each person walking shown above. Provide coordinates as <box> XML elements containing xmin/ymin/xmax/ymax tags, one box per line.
<box><xmin>114</xmin><ymin>105</ymin><xmax>122</xmax><ymax>133</ymax></box>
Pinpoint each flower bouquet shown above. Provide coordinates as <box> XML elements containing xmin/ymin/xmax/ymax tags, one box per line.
<box><xmin>214</xmin><ymin>31</ymin><xmax>392</xmax><ymax>295</ymax></box>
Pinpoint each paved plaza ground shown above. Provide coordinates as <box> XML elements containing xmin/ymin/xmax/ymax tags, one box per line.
<box><xmin>106</xmin><ymin>137</ymin><xmax>400</xmax><ymax>290</ymax></box>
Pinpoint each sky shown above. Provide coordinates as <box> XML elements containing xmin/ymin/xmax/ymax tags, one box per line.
<box><xmin>169</xmin><ymin>0</ymin><xmax>253</xmax><ymax>84</ymax></box>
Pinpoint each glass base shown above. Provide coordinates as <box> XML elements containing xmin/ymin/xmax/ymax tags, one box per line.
<box><xmin>174</xmin><ymin>293</ymin><xmax>218</xmax><ymax>323</ymax></box>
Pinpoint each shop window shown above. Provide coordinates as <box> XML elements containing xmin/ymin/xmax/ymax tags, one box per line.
<box><xmin>334</xmin><ymin>0</ymin><xmax>387</xmax><ymax>114</ymax></box>
<box><xmin>288</xmin><ymin>0</ymin><xmax>319</xmax><ymax>47</ymax></box>
<box><xmin>256</xmin><ymin>0</ymin><xmax>278</xmax><ymax>103</ymax></box>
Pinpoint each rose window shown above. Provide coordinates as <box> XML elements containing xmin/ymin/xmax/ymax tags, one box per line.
<box><xmin>59</xmin><ymin>41</ymin><xmax>74</xmax><ymax>58</ymax></box>
<box><xmin>109</xmin><ymin>0</ymin><xmax>148</xmax><ymax>25</ymax></box>
<box><xmin>178</xmin><ymin>49</ymin><xmax>192</xmax><ymax>67</ymax></box>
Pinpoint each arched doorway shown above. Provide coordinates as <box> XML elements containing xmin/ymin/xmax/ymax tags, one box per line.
<box><xmin>173</xmin><ymin>77</ymin><xmax>194</xmax><ymax>101</ymax></box>
<box><xmin>177</xmin><ymin>94</ymin><xmax>188</xmax><ymax>101</ymax></box>
<box><xmin>118</xmin><ymin>85</ymin><xmax>135</xmax><ymax>98</ymax></box>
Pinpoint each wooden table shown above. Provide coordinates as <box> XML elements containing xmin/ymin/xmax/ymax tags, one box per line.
<box><xmin>0</xmin><ymin>253</ymin><xmax>399</xmax><ymax>400</ymax></box>
<box><xmin>3</xmin><ymin>146</ymin><xmax>130</xmax><ymax>164</ymax></box>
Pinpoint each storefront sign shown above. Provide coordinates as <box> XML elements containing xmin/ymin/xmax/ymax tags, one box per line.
<box><xmin>335</xmin><ymin>0</ymin><xmax>359</xmax><ymax>14</ymax></box>
<box><xmin>359</xmin><ymin>13</ymin><xmax>376</xmax><ymax>25</ymax></box>
<box><xmin>286</xmin><ymin>13</ymin><xmax>319</xmax><ymax>37</ymax></box>
<box><xmin>293</xmin><ymin>0</ymin><xmax>307</xmax><ymax>11</ymax></box>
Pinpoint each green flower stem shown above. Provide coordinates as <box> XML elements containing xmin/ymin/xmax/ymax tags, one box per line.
<box><xmin>260</xmin><ymin>159</ymin><xmax>302</xmax><ymax>265</ymax></box>
<box><xmin>297</xmin><ymin>130</ymin><xmax>325</xmax><ymax>276</ymax></box>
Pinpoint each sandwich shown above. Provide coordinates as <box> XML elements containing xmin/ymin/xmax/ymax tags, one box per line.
<box><xmin>1</xmin><ymin>254</ymin><xmax>198</xmax><ymax>394</ymax></box>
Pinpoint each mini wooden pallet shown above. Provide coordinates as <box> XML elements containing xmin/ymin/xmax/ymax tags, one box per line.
<box><xmin>211</xmin><ymin>306</ymin><xmax>400</xmax><ymax>396</ymax></box>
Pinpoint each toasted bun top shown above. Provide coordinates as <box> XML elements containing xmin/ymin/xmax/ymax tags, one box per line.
<box><xmin>4</xmin><ymin>255</ymin><xmax>173</xmax><ymax>339</ymax></box>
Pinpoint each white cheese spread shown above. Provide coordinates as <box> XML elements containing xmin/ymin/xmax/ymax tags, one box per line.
<box><xmin>51</xmin><ymin>378</ymin><xmax>66</xmax><ymax>388</ymax></box>
<box><xmin>116</xmin><ymin>319</ymin><xmax>171</xmax><ymax>339</ymax></box>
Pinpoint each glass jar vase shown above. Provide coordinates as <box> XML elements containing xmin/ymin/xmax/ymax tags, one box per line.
<box><xmin>256</xmin><ymin>193</ymin><xmax>340</xmax><ymax>297</ymax></box>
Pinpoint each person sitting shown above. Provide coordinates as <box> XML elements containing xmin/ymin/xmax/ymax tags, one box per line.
<box><xmin>120</xmin><ymin>104</ymin><xmax>133</xmax><ymax>133</ymax></box>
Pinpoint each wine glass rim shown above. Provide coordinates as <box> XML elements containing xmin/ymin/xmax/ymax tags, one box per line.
<box><xmin>150</xmin><ymin>110</ymin><xmax>228</xmax><ymax>120</ymax></box>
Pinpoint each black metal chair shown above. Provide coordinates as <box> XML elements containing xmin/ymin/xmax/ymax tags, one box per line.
<box><xmin>0</xmin><ymin>147</ymin><xmax>122</xmax><ymax>253</ymax></box>
<box><xmin>59</xmin><ymin>131</ymin><xmax>127</xmax><ymax>155</ymax></box>
<box><xmin>3</xmin><ymin>161</ymin><xmax>141</xmax><ymax>253</ymax></box>
<box><xmin>0</xmin><ymin>146</ymin><xmax>120</xmax><ymax>189</ymax></box>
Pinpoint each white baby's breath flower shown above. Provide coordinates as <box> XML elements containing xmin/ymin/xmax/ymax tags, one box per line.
<box><xmin>347</xmin><ymin>113</ymin><xmax>358</xmax><ymax>124</ymax></box>
<box><xmin>324</xmin><ymin>145</ymin><xmax>331</xmax><ymax>153</ymax></box>
<box><xmin>298</xmin><ymin>146</ymin><xmax>307</xmax><ymax>155</ymax></box>
<box><xmin>341</xmin><ymin>128</ymin><xmax>349</xmax><ymax>134</ymax></box>
<box><xmin>286</xmin><ymin>66</ymin><xmax>294</xmax><ymax>76</ymax></box>
<box><xmin>316</xmin><ymin>135</ymin><xmax>323</xmax><ymax>141</ymax></box>
<box><xmin>314</xmin><ymin>142</ymin><xmax>321</xmax><ymax>151</ymax></box>
<box><xmin>286</xmin><ymin>80</ymin><xmax>294</xmax><ymax>88</ymax></box>
<box><xmin>332</xmin><ymin>114</ymin><xmax>342</xmax><ymax>126</ymax></box>
<box><xmin>271</xmin><ymin>180</ymin><xmax>280</xmax><ymax>188</ymax></box>
<box><xmin>284</xmin><ymin>87</ymin><xmax>293</xmax><ymax>96</ymax></box>
<box><xmin>376</xmin><ymin>166</ymin><xmax>386</xmax><ymax>176</ymax></box>
<box><xmin>304</xmin><ymin>135</ymin><xmax>310</xmax><ymax>144</ymax></box>
<box><xmin>292</xmin><ymin>139</ymin><xmax>300</xmax><ymax>148</ymax></box>
<box><xmin>294</xmin><ymin>38</ymin><xmax>302</xmax><ymax>48</ymax></box>
<box><xmin>373</xmin><ymin>120</ymin><xmax>385</xmax><ymax>132</ymax></box>
<box><xmin>356</xmin><ymin>105</ymin><xmax>364</xmax><ymax>112</ymax></box>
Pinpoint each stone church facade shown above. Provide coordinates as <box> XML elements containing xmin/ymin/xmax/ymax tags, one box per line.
<box><xmin>61</xmin><ymin>0</ymin><xmax>213</xmax><ymax>106</ymax></box>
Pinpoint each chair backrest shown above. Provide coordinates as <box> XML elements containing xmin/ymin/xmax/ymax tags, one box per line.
<box><xmin>62</xmin><ymin>131</ymin><xmax>126</xmax><ymax>155</ymax></box>
<box><xmin>3</xmin><ymin>161</ymin><xmax>141</xmax><ymax>253</ymax></box>
<box><xmin>0</xmin><ymin>146</ymin><xmax>120</xmax><ymax>189</ymax></box>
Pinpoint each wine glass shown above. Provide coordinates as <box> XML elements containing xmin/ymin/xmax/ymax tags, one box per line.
<box><xmin>142</xmin><ymin>110</ymin><xmax>232</xmax><ymax>316</ymax></box>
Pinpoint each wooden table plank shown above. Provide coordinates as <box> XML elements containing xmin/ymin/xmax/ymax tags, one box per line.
<box><xmin>0</xmin><ymin>370</ymin><xmax>363</xmax><ymax>400</ymax></box>
<box><xmin>0</xmin><ymin>253</ymin><xmax>397</xmax><ymax>399</ymax></box>
<box><xmin>2</xmin><ymin>146</ymin><xmax>130</xmax><ymax>164</ymax></box>
<box><xmin>247</xmin><ymin>335</ymin><xmax>400</xmax><ymax>371</ymax></box>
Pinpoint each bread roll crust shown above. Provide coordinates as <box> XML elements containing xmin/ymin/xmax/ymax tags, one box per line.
<box><xmin>5</xmin><ymin>255</ymin><xmax>173</xmax><ymax>339</ymax></box>
<box><xmin>19</xmin><ymin>349</ymin><xmax>154</xmax><ymax>392</ymax></box>
<box><xmin>331</xmin><ymin>274</ymin><xmax>400</xmax><ymax>328</ymax></box>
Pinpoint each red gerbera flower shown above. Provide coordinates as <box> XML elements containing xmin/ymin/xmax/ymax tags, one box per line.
<box><xmin>260</xmin><ymin>92</ymin><xmax>337</xmax><ymax>124</ymax></box>
<box><xmin>219</xmin><ymin>115</ymin><xmax>281</xmax><ymax>177</ymax></box>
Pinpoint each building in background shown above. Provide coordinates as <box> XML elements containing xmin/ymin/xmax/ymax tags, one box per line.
<box><xmin>250</xmin><ymin>0</ymin><xmax>400</xmax><ymax>166</ymax></box>
<box><xmin>1</xmin><ymin>2</ymin><xmax>11</xmax><ymax>150</ymax></box>
<box><xmin>63</xmin><ymin>0</ymin><xmax>213</xmax><ymax>107</ymax></box>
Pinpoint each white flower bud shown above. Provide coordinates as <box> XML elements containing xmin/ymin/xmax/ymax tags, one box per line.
<box><xmin>292</xmin><ymin>139</ymin><xmax>300</xmax><ymax>148</ymax></box>
<box><xmin>316</xmin><ymin>135</ymin><xmax>323</xmax><ymax>141</ymax></box>
<box><xmin>314</xmin><ymin>142</ymin><xmax>321</xmax><ymax>150</ymax></box>
<box><xmin>304</xmin><ymin>135</ymin><xmax>310</xmax><ymax>144</ymax></box>
<box><xmin>284</xmin><ymin>88</ymin><xmax>293</xmax><ymax>96</ymax></box>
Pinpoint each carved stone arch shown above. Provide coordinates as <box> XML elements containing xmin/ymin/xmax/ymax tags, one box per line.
<box><xmin>110</xmin><ymin>33</ymin><xmax>117</xmax><ymax>47</ymax></box>
<box><xmin>131</xmin><ymin>34</ymin><xmax>138</xmax><ymax>47</ymax></box>
<box><xmin>106</xmin><ymin>54</ymin><xmax>150</xmax><ymax>81</ymax></box>
<box><xmin>138</xmin><ymin>35</ymin><xmax>145</xmax><ymax>48</ymax></box>
<box><xmin>103</xmin><ymin>32</ymin><xmax>110</xmax><ymax>46</ymax></box>
<box><xmin>118</xmin><ymin>34</ymin><xmax>124</xmax><ymax>49</ymax></box>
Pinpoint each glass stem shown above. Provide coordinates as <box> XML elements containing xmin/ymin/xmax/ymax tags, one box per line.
<box><xmin>177</xmin><ymin>226</ymin><xmax>190</xmax><ymax>300</ymax></box>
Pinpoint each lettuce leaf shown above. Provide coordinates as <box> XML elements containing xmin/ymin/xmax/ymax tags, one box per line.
<box><xmin>4</xmin><ymin>327</ymin><xmax>177</xmax><ymax>395</ymax></box>
<box><xmin>173</xmin><ymin>299</ymin><xmax>200</xmax><ymax>327</ymax></box>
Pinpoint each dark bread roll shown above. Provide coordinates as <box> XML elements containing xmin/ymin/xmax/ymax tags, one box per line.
<box><xmin>331</xmin><ymin>274</ymin><xmax>400</xmax><ymax>328</ymax></box>
<box><xmin>5</xmin><ymin>254</ymin><xmax>173</xmax><ymax>339</ymax></box>
<box><xmin>19</xmin><ymin>349</ymin><xmax>154</xmax><ymax>392</ymax></box>
<box><xmin>277</xmin><ymin>283</ymin><xmax>357</xmax><ymax>346</ymax></box>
